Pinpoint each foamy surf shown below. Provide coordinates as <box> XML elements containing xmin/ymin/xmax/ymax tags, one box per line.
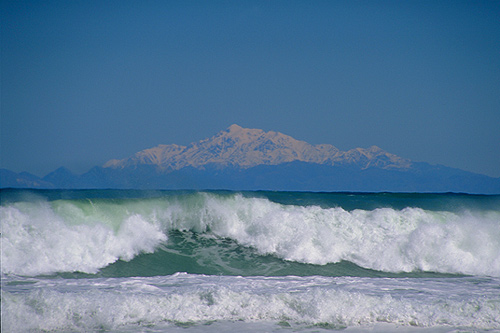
<box><xmin>1</xmin><ymin>201</ymin><xmax>166</xmax><ymax>275</ymax></box>
<box><xmin>2</xmin><ymin>274</ymin><xmax>500</xmax><ymax>332</ymax></box>
<box><xmin>2</xmin><ymin>189</ymin><xmax>500</xmax><ymax>332</ymax></box>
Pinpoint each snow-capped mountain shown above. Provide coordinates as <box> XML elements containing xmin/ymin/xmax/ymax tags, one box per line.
<box><xmin>103</xmin><ymin>124</ymin><xmax>411</xmax><ymax>171</ymax></box>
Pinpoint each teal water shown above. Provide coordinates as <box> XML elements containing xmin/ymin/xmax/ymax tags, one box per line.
<box><xmin>66</xmin><ymin>231</ymin><xmax>460</xmax><ymax>279</ymax></box>
<box><xmin>2</xmin><ymin>189</ymin><xmax>500</xmax><ymax>332</ymax></box>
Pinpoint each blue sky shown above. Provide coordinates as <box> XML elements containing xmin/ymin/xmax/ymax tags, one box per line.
<box><xmin>2</xmin><ymin>0</ymin><xmax>500</xmax><ymax>178</ymax></box>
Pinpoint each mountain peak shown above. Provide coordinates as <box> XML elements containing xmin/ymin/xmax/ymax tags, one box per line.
<box><xmin>227</xmin><ymin>124</ymin><xmax>243</xmax><ymax>132</ymax></box>
<box><xmin>368</xmin><ymin>145</ymin><xmax>383</xmax><ymax>152</ymax></box>
<box><xmin>104</xmin><ymin>125</ymin><xmax>411</xmax><ymax>171</ymax></box>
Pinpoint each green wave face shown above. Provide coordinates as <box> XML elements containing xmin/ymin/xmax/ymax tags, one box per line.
<box><xmin>93</xmin><ymin>230</ymin><xmax>460</xmax><ymax>279</ymax></box>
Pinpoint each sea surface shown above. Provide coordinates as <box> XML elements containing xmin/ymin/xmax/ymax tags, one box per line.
<box><xmin>1</xmin><ymin>189</ymin><xmax>500</xmax><ymax>332</ymax></box>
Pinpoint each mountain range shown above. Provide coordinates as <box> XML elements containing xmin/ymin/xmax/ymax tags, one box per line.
<box><xmin>2</xmin><ymin>124</ymin><xmax>499</xmax><ymax>193</ymax></box>
<box><xmin>103</xmin><ymin>124</ymin><xmax>412</xmax><ymax>171</ymax></box>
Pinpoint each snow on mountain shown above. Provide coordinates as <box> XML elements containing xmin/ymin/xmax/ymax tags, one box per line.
<box><xmin>104</xmin><ymin>124</ymin><xmax>411</xmax><ymax>171</ymax></box>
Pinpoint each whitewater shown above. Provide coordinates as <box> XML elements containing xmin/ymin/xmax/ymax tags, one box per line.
<box><xmin>1</xmin><ymin>189</ymin><xmax>500</xmax><ymax>332</ymax></box>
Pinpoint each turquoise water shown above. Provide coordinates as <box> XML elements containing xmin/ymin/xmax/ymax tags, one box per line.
<box><xmin>2</xmin><ymin>189</ymin><xmax>500</xmax><ymax>332</ymax></box>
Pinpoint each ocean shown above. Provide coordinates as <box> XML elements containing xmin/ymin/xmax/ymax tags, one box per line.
<box><xmin>1</xmin><ymin>189</ymin><xmax>500</xmax><ymax>332</ymax></box>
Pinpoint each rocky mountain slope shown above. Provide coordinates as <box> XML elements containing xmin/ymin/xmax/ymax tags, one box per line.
<box><xmin>103</xmin><ymin>124</ymin><xmax>411</xmax><ymax>171</ymax></box>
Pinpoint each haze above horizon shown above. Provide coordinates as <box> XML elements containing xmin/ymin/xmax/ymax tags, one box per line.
<box><xmin>2</xmin><ymin>1</ymin><xmax>499</xmax><ymax>178</ymax></box>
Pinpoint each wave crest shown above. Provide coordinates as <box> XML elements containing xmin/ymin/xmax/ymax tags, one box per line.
<box><xmin>1</xmin><ymin>202</ymin><xmax>166</xmax><ymax>275</ymax></box>
<box><xmin>1</xmin><ymin>193</ymin><xmax>499</xmax><ymax>276</ymax></box>
<box><xmin>166</xmin><ymin>194</ymin><xmax>500</xmax><ymax>276</ymax></box>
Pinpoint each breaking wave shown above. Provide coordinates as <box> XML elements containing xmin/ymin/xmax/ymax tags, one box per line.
<box><xmin>1</xmin><ymin>192</ymin><xmax>499</xmax><ymax>277</ymax></box>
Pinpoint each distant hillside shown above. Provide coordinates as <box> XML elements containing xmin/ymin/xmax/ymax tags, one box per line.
<box><xmin>2</xmin><ymin>125</ymin><xmax>500</xmax><ymax>194</ymax></box>
<box><xmin>0</xmin><ymin>169</ymin><xmax>54</xmax><ymax>189</ymax></box>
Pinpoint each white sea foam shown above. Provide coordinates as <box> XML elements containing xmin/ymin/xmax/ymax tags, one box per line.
<box><xmin>2</xmin><ymin>274</ymin><xmax>500</xmax><ymax>332</ymax></box>
<box><xmin>162</xmin><ymin>194</ymin><xmax>500</xmax><ymax>276</ymax></box>
<box><xmin>1</xmin><ymin>201</ymin><xmax>166</xmax><ymax>275</ymax></box>
<box><xmin>1</xmin><ymin>194</ymin><xmax>499</xmax><ymax>276</ymax></box>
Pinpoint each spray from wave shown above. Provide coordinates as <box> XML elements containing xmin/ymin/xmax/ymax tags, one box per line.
<box><xmin>1</xmin><ymin>201</ymin><xmax>166</xmax><ymax>275</ymax></box>
<box><xmin>1</xmin><ymin>192</ymin><xmax>499</xmax><ymax>277</ymax></box>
